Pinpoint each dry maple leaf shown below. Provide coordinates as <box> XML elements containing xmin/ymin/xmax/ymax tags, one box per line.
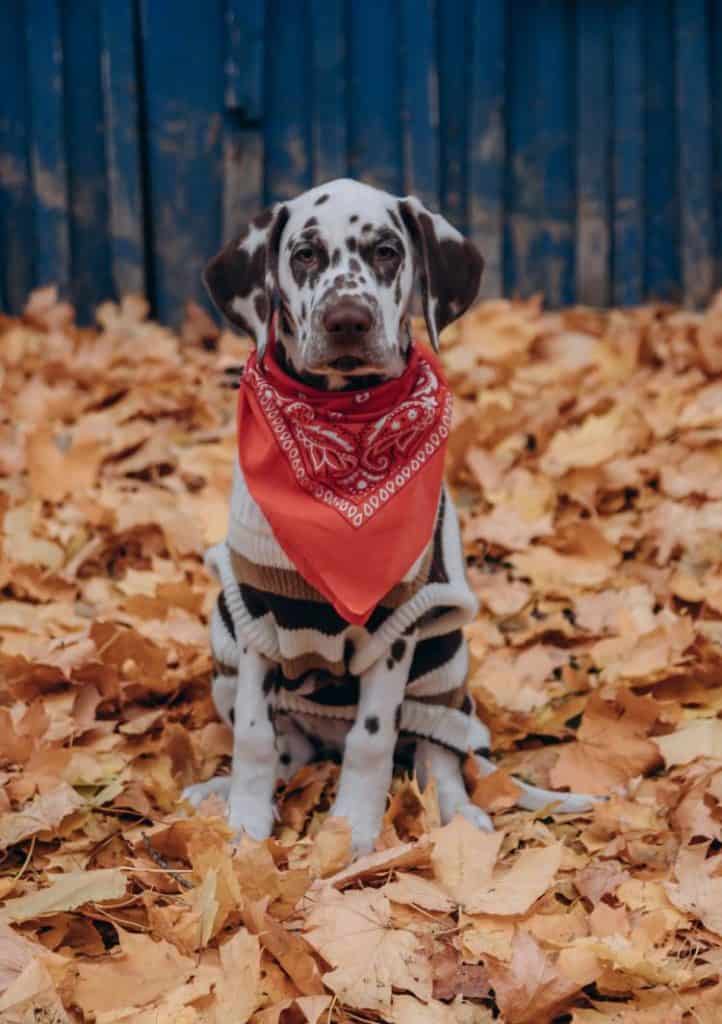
<box><xmin>655</xmin><ymin>718</ymin><xmax>722</xmax><ymax>767</ymax></box>
<box><xmin>72</xmin><ymin>928</ymin><xmax>197</xmax><ymax>1017</ymax></box>
<box><xmin>665</xmin><ymin>845</ymin><xmax>722</xmax><ymax>936</ymax></box>
<box><xmin>430</xmin><ymin>816</ymin><xmax>561</xmax><ymax>914</ymax></box>
<box><xmin>0</xmin><ymin>782</ymin><xmax>84</xmax><ymax>851</ymax></box>
<box><xmin>303</xmin><ymin>886</ymin><xmax>432</xmax><ymax>1012</ymax></box>
<box><xmin>486</xmin><ymin>930</ymin><xmax>584</xmax><ymax>1023</ymax></box>
<box><xmin>0</xmin><ymin>957</ymin><xmax>70</xmax><ymax>1023</ymax></box>
<box><xmin>550</xmin><ymin>691</ymin><xmax>662</xmax><ymax>796</ymax></box>
<box><xmin>0</xmin><ymin>868</ymin><xmax>127</xmax><ymax>924</ymax></box>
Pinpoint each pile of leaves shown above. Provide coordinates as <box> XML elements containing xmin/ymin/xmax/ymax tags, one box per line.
<box><xmin>1</xmin><ymin>287</ymin><xmax>722</xmax><ymax>1022</ymax></box>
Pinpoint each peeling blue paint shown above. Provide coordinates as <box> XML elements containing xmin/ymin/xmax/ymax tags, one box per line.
<box><xmin>0</xmin><ymin>0</ymin><xmax>720</xmax><ymax>320</ymax></box>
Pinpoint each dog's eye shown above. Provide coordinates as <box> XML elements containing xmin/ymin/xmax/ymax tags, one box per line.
<box><xmin>375</xmin><ymin>243</ymin><xmax>398</xmax><ymax>262</ymax></box>
<box><xmin>294</xmin><ymin>246</ymin><xmax>315</xmax><ymax>264</ymax></box>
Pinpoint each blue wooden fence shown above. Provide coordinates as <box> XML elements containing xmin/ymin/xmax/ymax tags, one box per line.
<box><xmin>1</xmin><ymin>0</ymin><xmax>721</xmax><ymax>324</ymax></box>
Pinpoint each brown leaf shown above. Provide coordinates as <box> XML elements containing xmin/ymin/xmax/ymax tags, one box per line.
<box><xmin>486</xmin><ymin>931</ymin><xmax>584</xmax><ymax>1023</ymax></box>
<box><xmin>304</xmin><ymin>886</ymin><xmax>432</xmax><ymax>1012</ymax></box>
<box><xmin>0</xmin><ymin>783</ymin><xmax>84</xmax><ymax>851</ymax></box>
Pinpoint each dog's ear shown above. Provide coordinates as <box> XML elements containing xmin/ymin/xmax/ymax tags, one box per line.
<box><xmin>204</xmin><ymin>203</ymin><xmax>290</xmax><ymax>356</ymax></box>
<box><xmin>398</xmin><ymin>197</ymin><xmax>483</xmax><ymax>351</ymax></box>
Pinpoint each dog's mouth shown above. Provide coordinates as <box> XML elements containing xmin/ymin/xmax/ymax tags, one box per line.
<box><xmin>328</xmin><ymin>355</ymin><xmax>367</xmax><ymax>371</ymax></box>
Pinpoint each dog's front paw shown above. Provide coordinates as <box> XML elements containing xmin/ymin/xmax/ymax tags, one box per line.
<box><xmin>449</xmin><ymin>800</ymin><xmax>494</xmax><ymax>832</ymax></box>
<box><xmin>183</xmin><ymin>775</ymin><xmax>231</xmax><ymax>807</ymax></box>
<box><xmin>330</xmin><ymin>799</ymin><xmax>380</xmax><ymax>857</ymax></box>
<box><xmin>227</xmin><ymin>797</ymin><xmax>274</xmax><ymax>842</ymax></box>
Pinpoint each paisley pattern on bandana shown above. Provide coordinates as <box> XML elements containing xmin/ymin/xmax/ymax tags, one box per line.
<box><xmin>236</xmin><ymin>336</ymin><xmax>452</xmax><ymax>624</ymax></box>
<box><xmin>244</xmin><ymin>355</ymin><xmax>452</xmax><ymax>528</ymax></box>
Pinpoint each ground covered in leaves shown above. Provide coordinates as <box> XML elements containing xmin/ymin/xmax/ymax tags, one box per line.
<box><xmin>1</xmin><ymin>288</ymin><xmax>722</xmax><ymax>1022</ymax></box>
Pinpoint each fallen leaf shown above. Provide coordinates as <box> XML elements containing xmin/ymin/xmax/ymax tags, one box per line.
<box><xmin>0</xmin><ymin>783</ymin><xmax>84</xmax><ymax>851</ymax></box>
<box><xmin>1</xmin><ymin>868</ymin><xmax>127</xmax><ymax>923</ymax></box>
<box><xmin>486</xmin><ymin>931</ymin><xmax>585</xmax><ymax>1023</ymax></box>
<box><xmin>655</xmin><ymin>718</ymin><xmax>722</xmax><ymax>767</ymax></box>
<box><xmin>304</xmin><ymin>886</ymin><xmax>432</xmax><ymax>1012</ymax></box>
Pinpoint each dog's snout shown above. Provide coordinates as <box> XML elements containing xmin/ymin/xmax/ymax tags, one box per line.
<box><xmin>322</xmin><ymin>300</ymin><xmax>372</xmax><ymax>341</ymax></box>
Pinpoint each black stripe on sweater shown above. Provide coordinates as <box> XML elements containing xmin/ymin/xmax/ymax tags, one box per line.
<box><xmin>408</xmin><ymin>629</ymin><xmax>463</xmax><ymax>683</ymax></box>
<box><xmin>218</xmin><ymin>591</ymin><xmax>236</xmax><ymax>639</ymax></box>
<box><xmin>239</xmin><ymin>583</ymin><xmax>349</xmax><ymax>634</ymax></box>
<box><xmin>237</xmin><ymin>583</ymin><xmax>396</xmax><ymax>634</ymax></box>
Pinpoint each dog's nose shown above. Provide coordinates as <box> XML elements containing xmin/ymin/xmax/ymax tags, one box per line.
<box><xmin>322</xmin><ymin>300</ymin><xmax>372</xmax><ymax>341</ymax></box>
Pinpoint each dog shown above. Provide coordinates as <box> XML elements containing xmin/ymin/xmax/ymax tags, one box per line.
<box><xmin>183</xmin><ymin>179</ymin><xmax>593</xmax><ymax>853</ymax></box>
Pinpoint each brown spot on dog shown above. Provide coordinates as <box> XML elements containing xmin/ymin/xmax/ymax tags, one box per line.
<box><xmin>398</xmin><ymin>200</ymin><xmax>483</xmax><ymax>343</ymax></box>
<box><xmin>391</xmin><ymin>638</ymin><xmax>406</xmax><ymax>662</ymax></box>
<box><xmin>254</xmin><ymin>292</ymin><xmax>268</xmax><ymax>323</ymax></box>
<box><xmin>204</xmin><ymin>204</ymin><xmax>289</xmax><ymax>338</ymax></box>
<box><xmin>314</xmin><ymin>193</ymin><xmax>330</xmax><ymax>205</ymax></box>
<box><xmin>253</xmin><ymin>208</ymin><xmax>273</xmax><ymax>228</ymax></box>
<box><xmin>332</xmin><ymin>248</ymin><xmax>341</xmax><ymax>266</ymax></box>
<box><xmin>365</xmin><ymin>715</ymin><xmax>379</xmax><ymax>734</ymax></box>
<box><xmin>349</xmin><ymin>214</ymin><xmax>359</xmax><ymax>223</ymax></box>
<box><xmin>388</xmin><ymin>208</ymin><xmax>402</xmax><ymax>230</ymax></box>
<box><xmin>304</xmin><ymin>216</ymin><xmax>318</xmax><ymax>228</ymax></box>
<box><xmin>346</xmin><ymin>236</ymin><xmax>357</xmax><ymax>252</ymax></box>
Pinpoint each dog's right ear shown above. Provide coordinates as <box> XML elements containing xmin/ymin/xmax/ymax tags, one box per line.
<box><xmin>203</xmin><ymin>203</ymin><xmax>290</xmax><ymax>355</ymax></box>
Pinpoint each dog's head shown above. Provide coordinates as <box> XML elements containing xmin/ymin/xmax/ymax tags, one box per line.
<box><xmin>204</xmin><ymin>179</ymin><xmax>483</xmax><ymax>387</ymax></box>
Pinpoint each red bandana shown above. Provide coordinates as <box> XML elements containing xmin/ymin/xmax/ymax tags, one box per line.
<box><xmin>237</xmin><ymin>335</ymin><xmax>452</xmax><ymax>625</ymax></box>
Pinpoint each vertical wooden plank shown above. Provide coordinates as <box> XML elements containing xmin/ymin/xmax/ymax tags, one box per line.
<box><xmin>61</xmin><ymin>0</ymin><xmax>113</xmax><ymax>321</ymax></box>
<box><xmin>225</xmin><ymin>0</ymin><xmax>264</xmax><ymax>118</ymax></box>
<box><xmin>643</xmin><ymin>0</ymin><xmax>680</xmax><ymax>301</ymax></box>
<box><xmin>675</xmin><ymin>0</ymin><xmax>714</xmax><ymax>306</ymax></box>
<box><xmin>438</xmin><ymin>0</ymin><xmax>470</xmax><ymax>230</ymax></box>
<box><xmin>467</xmin><ymin>0</ymin><xmax>505</xmax><ymax>297</ymax></box>
<box><xmin>140</xmin><ymin>0</ymin><xmax>224</xmax><ymax>324</ymax></box>
<box><xmin>24</xmin><ymin>0</ymin><xmax>70</xmax><ymax>294</ymax></box>
<box><xmin>348</xmin><ymin>0</ymin><xmax>402</xmax><ymax>194</ymax></box>
<box><xmin>575</xmin><ymin>3</ymin><xmax>611</xmax><ymax>307</ymax></box>
<box><xmin>224</xmin><ymin>0</ymin><xmax>265</xmax><ymax>236</ymax></box>
<box><xmin>611</xmin><ymin>1</ymin><xmax>644</xmax><ymax>306</ymax></box>
<box><xmin>712</xmin><ymin>0</ymin><xmax>722</xmax><ymax>294</ymax></box>
<box><xmin>264</xmin><ymin>0</ymin><xmax>312</xmax><ymax>202</ymax></box>
<box><xmin>505</xmin><ymin>0</ymin><xmax>575</xmax><ymax>306</ymax></box>
<box><xmin>99</xmin><ymin>0</ymin><xmax>147</xmax><ymax>299</ymax></box>
<box><xmin>223</xmin><ymin>127</ymin><xmax>264</xmax><ymax>237</ymax></box>
<box><xmin>0</xmin><ymin>0</ymin><xmax>34</xmax><ymax>311</ymax></box>
<box><xmin>399</xmin><ymin>0</ymin><xmax>438</xmax><ymax>208</ymax></box>
<box><xmin>310</xmin><ymin>0</ymin><xmax>347</xmax><ymax>185</ymax></box>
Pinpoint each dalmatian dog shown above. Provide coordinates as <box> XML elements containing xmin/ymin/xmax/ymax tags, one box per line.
<box><xmin>183</xmin><ymin>179</ymin><xmax>595</xmax><ymax>853</ymax></box>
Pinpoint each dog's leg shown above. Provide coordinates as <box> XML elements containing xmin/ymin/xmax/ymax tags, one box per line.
<box><xmin>225</xmin><ymin>648</ymin><xmax>278</xmax><ymax>839</ymax></box>
<box><xmin>184</xmin><ymin>773</ymin><xmax>231</xmax><ymax>805</ymax></box>
<box><xmin>183</xmin><ymin>655</ymin><xmax>278</xmax><ymax>837</ymax></box>
<box><xmin>415</xmin><ymin>740</ymin><xmax>493</xmax><ymax>831</ymax></box>
<box><xmin>330</xmin><ymin>633</ymin><xmax>417</xmax><ymax>855</ymax></box>
<box><xmin>211</xmin><ymin>671</ymin><xmax>236</xmax><ymax>728</ymax></box>
<box><xmin>275</xmin><ymin>714</ymin><xmax>316</xmax><ymax>781</ymax></box>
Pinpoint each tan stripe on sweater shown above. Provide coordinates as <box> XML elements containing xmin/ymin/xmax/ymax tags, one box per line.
<box><xmin>229</xmin><ymin>544</ymin><xmax>434</xmax><ymax>610</ymax></box>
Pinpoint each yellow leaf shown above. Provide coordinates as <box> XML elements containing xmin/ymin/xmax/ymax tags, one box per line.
<box><xmin>304</xmin><ymin>887</ymin><xmax>432</xmax><ymax>1013</ymax></box>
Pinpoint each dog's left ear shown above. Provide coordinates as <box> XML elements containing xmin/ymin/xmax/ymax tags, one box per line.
<box><xmin>203</xmin><ymin>203</ymin><xmax>290</xmax><ymax>356</ymax></box>
<box><xmin>398</xmin><ymin>197</ymin><xmax>483</xmax><ymax>351</ymax></box>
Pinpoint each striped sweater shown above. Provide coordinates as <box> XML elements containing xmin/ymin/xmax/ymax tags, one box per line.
<box><xmin>206</xmin><ymin>459</ymin><xmax>489</xmax><ymax>756</ymax></box>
